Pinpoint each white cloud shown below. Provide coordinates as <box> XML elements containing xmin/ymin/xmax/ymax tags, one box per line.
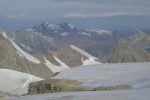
<box><xmin>63</xmin><ymin>12</ymin><xmax>148</xmax><ymax>18</ymax></box>
<box><xmin>8</xmin><ymin>13</ymin><xmax>27</xmax><ymax>19</ymax></box>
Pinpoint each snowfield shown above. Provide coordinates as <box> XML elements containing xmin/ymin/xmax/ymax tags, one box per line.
<box><xmin>5</xmin><ymin>62</ymin><xmax>150</xmax><ymax>100</ymax></box>
<box><xmin>0</xmin><ymin>69</ymin><xmax>42</xmax><ymax>95</ymax></box>
<box><xmin>53</xmin><ymin>62</ymin><xmax>150</xmax><ymax>88</ymax></box>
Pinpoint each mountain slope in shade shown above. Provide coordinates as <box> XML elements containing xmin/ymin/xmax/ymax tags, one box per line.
<box><xmin>54</xmin><ymin>45</ymin><xmax>100</xmax><ymax>67</ymax></box>
<box><xmin>0</xmin><ymin>29</ymin><xmax>53</xmax><ymax>79</ymax></box>
<box><xmin>102</xmin><ymin>40</ymin><xmax>150</xmax><ymax>63</ymax></box>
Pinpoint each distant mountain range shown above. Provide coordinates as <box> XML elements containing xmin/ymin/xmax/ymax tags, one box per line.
<box><xmin>11</xmin><ymin>22</ymin><xmax>136</xmax><ymax>57</ymax></box>
<box><xmin>0</xmin><ymin>22</ymin><xmax>150</xmax><ymax>78</ymax></box>
<box><xmin>0</xmin><ymin>22</ymin><xmax>150</xmax><ymax>97</ymax></box>
<box><xmin>9</xmin><ymin>22</ymin><xmax>150</xmax><ymax>62</ymax></box>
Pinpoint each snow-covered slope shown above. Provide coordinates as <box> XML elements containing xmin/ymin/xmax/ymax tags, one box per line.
<box><xmin>71</xmin><ymin>45</ymin><xmax>100</xmax><ymax>65</ymax></box>
<box><xmin>0</xmin><ymin>32</ymin><xmax>8</xmax><ymax>39</ymax></box>
<box><xmin>9</xmin><ymin>39</ymin><xmax>41</xmax><ymax>64</ymax></box>
<box><xmin>0</xmin><ymin>69</ymin><xmax>42</xmax><ymax>95</ymax></box>
<box><xmin>53</xmin><ymin>56</ymin><xmax>69</xmax><ymax>69</ymax></box>
<box><xmin>0</xmin><ymin>31</ymin><xmax>41</xmax><ymax>64</ymax></box>
<box><xmin>71</xmin><ymin>45</ymin><xmax>97</xmax><ymax>60</ymax></box>
<box><xmin>0</xmin><ymin>31</ymin><xmax>53</xmax><ymax>79</ymax></box>
<box><xmin>44</xmin><ymin>56</ymin><xmax>69</xmax><ymax>73</ymax></box>
<box><xmin>81</xmin><ymin>29</ymin><xmax>112</xmax><ymax>37</ymax></box>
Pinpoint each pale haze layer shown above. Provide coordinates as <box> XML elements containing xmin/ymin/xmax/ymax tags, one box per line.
<box><xmin>0</xmin><ymin>0</ymin><xmax>150</xmax><ymax>31</ymax></box>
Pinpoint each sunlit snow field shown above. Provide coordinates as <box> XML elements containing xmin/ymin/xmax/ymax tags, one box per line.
<box><xmin>5</xmin><ymin>62</ymin><xmax>150</xmax><ymax>100</ymax></box>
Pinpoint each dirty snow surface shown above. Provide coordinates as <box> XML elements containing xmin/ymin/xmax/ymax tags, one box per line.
<box><xmin>5</xmin><ymin>62</ymin><xmax>150</xmax><ymax>100</ymax></box>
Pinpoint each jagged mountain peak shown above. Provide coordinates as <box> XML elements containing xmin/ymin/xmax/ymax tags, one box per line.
<box><xmin>31</xmin><ymin>22</ymin><xmax>78</xmax><ymax>36</ymax></box>
<box><xmin>24</xmin><ymin>22</ymin><xmax>79</xmax><ymax>39</ymax></box>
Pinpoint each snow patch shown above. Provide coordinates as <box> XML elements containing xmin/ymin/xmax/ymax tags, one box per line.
<box><xmin>85</xmin><ymin>29</ymin><xmax>112</xmax><ymax>35</ymax></box>
<box><xmin>0</xmin><ymin>32</ymin><xmax>8</xmax><ymax>38</ymax></box>
<box><xmin>22</xmin><ymin>76</ymin><xmax>33</xmax><ymax>88</ymax></box>
<box><xmin>1</xmin><ymin>31</ymin><xmax>41</xmax><ymax>64</ymax></box>
<box><xmin>81</xmin><ymin>57</ymin><xmax>101</xmax><ymax>66</ymax></box>
<box><xmin>53</xmin><ymin>56</ymin><xmax>70</xmax><ymax>69</ymax></box>
<box><xmin>20</xmin><ymin>43</ymin><xmax>32</xmax><ymax>52</ymax></box>
<box><xmin>68</xmin><ymin>24</ymin><xmax>75</xmax><ymax>29</ymax></box>
<box><xmin>70</xmin><ymin>45</ymin><xmax>100</xmax><ymax>66</ymax></box>
<box><xmin>47</xmin><ymin>24</ymin><xmax>60</xmax><ymax>30</ymax></box>
<box><xmin>70</xmin><ymin>45</ymin><xmax>98</xmax><ymax>60</ymax></box>
<box><xmin>44</xmin><ymin>56</ymin><xmax>69</xmax><ymax>73</ymax></box>
<box><xmin>9</xmin><ymin>39</ymin><xmax>41</xmax><ymax>64</ymax></box>
<box><xmin>0</xmin><ymin>69</ymin><xmax>42</xmax><ymax>94</ymax></box>
<box><xmin>26</xmin><ymin>28</ymin><xmax>35</xmax><ymax>32</ymax></box>
<box><xmin>16</xmin><ymin>51</ymin><xmax>23</xmax><ymax>57</ymax></box>
<box><xmin>60</xmin><ymin>32</ymin><xmax>69</xmax><ymax>36</ymax></box>
<box><xmin>81</xmin><ymin>32</ymin><xmax>91</xmax><ymax>37</ymax></box>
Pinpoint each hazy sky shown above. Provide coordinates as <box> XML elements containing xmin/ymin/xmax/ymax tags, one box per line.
<box><xmin>0</xmin><ymin>0</ymin><xmax>150</xmax><ymax>31</ymax></box>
